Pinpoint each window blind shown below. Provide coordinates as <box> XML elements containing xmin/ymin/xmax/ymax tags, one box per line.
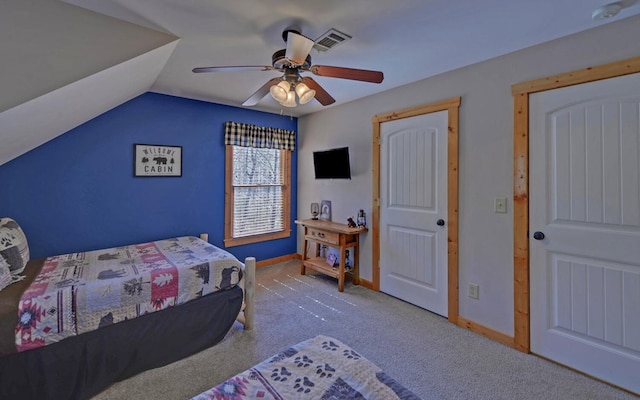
<box><xmin>230</xmin><ymin>145</ymin><xmax>286</xmax><ymax>239</ymax></box>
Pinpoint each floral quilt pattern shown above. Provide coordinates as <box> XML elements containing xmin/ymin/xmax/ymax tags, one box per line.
<box><xmin>193</xmin><ymin>335</ymin><xmax>422</xmax><ymax>400</ymax></box>
<box><xmin>15</xmin><ymin>236</ymin><xmax>243</xmax><ymax>352</ymax></box>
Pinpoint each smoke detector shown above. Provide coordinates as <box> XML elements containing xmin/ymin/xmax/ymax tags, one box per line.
<box><xmin>313</xmin><ymin>28</ymin><xmax>352</xmax><ymax>52</ymax></box>
<box><xmin>592</xmin><ymin>2</ymin><xmax>623</xmax><ymax>20</ymax></box>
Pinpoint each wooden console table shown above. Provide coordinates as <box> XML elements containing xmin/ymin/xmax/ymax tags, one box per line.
<box><xmin>295</xmin><ymin>219</ymin><xmax>367</xmax><ymax>292</ymax></box>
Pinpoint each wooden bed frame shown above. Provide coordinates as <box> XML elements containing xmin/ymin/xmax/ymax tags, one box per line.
<box><xmin>0</xmin><ymin>234</ymin><xmax>256</xmax><ymax>399</ymax></box>
<box><xmin>235</xmin><ymin>255</ymin><xmax>255</xmax><ymax>329</ymax></box>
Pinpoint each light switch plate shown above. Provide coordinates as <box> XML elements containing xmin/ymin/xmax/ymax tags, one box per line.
<box><xmin>494</xmin><ymin>197</ymin><xmax>507</xmax><ymax>213</ymax></box>
<box><xmin>468</xmin><ymin>283</ymin><xmax>479</xmax><ymax>299</ymax></box>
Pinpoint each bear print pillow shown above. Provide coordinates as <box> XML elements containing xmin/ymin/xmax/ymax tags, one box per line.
<box><xmin>0</xmin><ymin>218</ymin><xmax>30</xmax><ymax>276</ymax></box>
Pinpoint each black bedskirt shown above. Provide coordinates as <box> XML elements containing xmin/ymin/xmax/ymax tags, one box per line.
<box><xmin>0</xmin><ymin>285</ymin><xmax>243</xmax><ymax>400</ymax></box>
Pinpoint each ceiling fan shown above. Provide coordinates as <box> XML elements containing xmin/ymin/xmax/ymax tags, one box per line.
<box><xmin>192</xmin><ymin>29</ymin><xmax>384</xmax><ymax>107</ymax></box>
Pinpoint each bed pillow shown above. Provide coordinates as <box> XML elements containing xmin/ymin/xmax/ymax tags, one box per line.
<box><xmin>0</xmin><ymin>217</ymin><xmax>30</xmax><ymax>276</ymax></box>
<box><xmin>0</xmin><ymin>257</ymin><xmax>12</xmax><ymax>291</ymax></box>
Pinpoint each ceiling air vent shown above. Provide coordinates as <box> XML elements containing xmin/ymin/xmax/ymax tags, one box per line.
<box><xmin>313</xmin><ymin>28</ymin><xmax>352</xmax><ymax>52</ymax></box>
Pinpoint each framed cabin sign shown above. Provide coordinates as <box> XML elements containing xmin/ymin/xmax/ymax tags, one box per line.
<box><xmin>134</xmin><ymin>144</ymin><xmax>182</xmax><ymax>177</ymax></box>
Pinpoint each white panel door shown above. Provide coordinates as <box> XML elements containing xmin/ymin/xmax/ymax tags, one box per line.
<box><xmin>530</xmin><ymin>72</ymin><xmax>640</xmax><ymax>394</ymax></box>
<box><xmin>380</xmin><ymin>111</ymin><xmax>448</xmax><ymax>316</ymax></box>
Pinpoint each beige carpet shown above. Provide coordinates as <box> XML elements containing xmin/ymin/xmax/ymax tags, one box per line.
<box><xmin>93</xmin><ymin>260</ymin><xmax>637</xmax><ymax>400</ymax></box>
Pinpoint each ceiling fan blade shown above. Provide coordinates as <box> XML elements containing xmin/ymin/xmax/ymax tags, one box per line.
<box><xmin>192</xmin><ymin>65</ymin><xmax>274</xmax><ymax>73</ymax></box>
<box><xmin>285</xmin><ymin>31</ymin><xmax>314</xmax><ymax>66</ymax></box>
<box><xmin>309</xmin><ymin>65</ymin><xmax>384</xmax><ymax>83</ymax></box>
<box><xmin>242</xmin><ymin>77</ymin><xmax>281</xmax><ymax>106</ymax></box>
<box><xmin>301</xmin><ymin>77</ymin><xmax>335</xmax><ymax>106</ymax></box>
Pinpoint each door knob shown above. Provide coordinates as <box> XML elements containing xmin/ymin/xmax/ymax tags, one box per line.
<box><xmin>436</xmin><ymin>219</ymin><xmax>445</xmax><ymax>226</ymax></box>
<box><xmin>533</xmin><ymin>231</ymin><xmax>545</xmax><ymax>240</ymax></box>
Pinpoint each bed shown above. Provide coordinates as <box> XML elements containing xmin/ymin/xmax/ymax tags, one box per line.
<box><xmin>193</xmin><ymin>335</ymin><xmax>422</xmax><ymax>400</ymax></box>
<box><xmin>0</xmin><ymin>218</ymin><xmax>255</xmax><ymax>400</ymax></box>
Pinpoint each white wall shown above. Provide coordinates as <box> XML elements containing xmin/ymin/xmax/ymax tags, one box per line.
<box><xmin>0</xmin><ymin>0</ymin><xmax>176</xmax><ymax>113</ymax></box>
<box><xmin>297</xmin><ymin>14</ymin><xmax>640</xmax><ymax>336</ymax></box>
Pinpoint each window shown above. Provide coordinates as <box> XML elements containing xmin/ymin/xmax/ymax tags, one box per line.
<box><xmin>224</xmin><ymin>145</ymin><xmax>291</xmax><ymax>246</ymax></box>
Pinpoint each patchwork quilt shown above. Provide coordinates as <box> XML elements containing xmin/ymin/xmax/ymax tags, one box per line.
<box><xmin>193</xmin><ymin>335</ymin><xmax>422</xmax><ymax>400</ymax></box>
<box><xmin>15</xmin><ymin>236</ymin><xmax>243</xmax><ymax>352</ymax></box>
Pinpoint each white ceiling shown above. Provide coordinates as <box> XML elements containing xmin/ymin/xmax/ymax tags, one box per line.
<box><xmin>61</xmin><ymin>0</ymin><xmax>640</xmax><ymax>117</ymax></box>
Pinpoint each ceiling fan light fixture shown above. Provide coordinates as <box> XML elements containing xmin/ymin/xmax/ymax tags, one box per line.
<box><xmin>270</xmin><ymin>81</ymin><xmax>290</xmax><ymax>103</ymax></box>
<box><xmin>295</xmin><ymin>82</ymin><xmax>316</xmax><ymax>104</ymax></box>
<box><xmin>280</xmin><ymin>90</ymin><xmax>297</xmax><ymax>108</ymax></box>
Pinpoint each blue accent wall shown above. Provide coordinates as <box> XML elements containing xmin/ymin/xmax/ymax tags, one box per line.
<box><xmin>0</xmin><ymin>93</ymin><xmax>298</xmax><ymax>261</ymax></box>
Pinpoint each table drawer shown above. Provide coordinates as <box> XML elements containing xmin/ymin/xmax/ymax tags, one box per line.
<box><xmin>307</xmin><ymin>228</ymin><xmax>340</xmax><ymax>245</ymax></box>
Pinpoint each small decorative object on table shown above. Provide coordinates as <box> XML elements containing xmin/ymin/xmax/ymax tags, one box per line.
<box><xmin>326</xmin><ymin>252</ymin><xmax>337</xmax><ymax>267</ymax></box>
<box><xmin>319</xmin><ymin>200</ymin><xmax>332</xmax><ymax>221</ymax></box>
<box><xmin>347</xmin><ymin>217</ymin><xmax>357</xmax><ymax>228</ymax></box>
<box><xmin>357</xmin><ymin>209</ymin><xmax>367</xmax><ymax>227</ymax></box>
<box><xmin>345</xmin><ymin>249</ymin><xmax>352</xmax><ymax>271</ymax></box>
<box><xmin>310</xmin><ymin>203</ymin><xmax>319</xmax><ymax>220</ymax></box>
<box><xmin>326</xmin><ymin>246</ymin><xmax>353</xmax><ymax>271</ymax></box>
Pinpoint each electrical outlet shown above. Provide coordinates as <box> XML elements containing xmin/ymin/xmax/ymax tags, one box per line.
<box><xmin>468</xmin><ymin>283</ymin><xmax>480</xmax><ymax>299</ymax></box>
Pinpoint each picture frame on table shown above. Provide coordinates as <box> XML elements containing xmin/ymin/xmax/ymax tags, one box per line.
<box><xmin>319</xmin><ymin>200</ymin><xmax>332</xmax><ymax>221</ymax></box>
<box><xmin>326</xmin><ymin>247</ymin><xmax>354</xmax><ymax>270</ymax></box>
<box><xmin>326</xmin><ymin>252</ymin><xmax>337</xmax><ymax>267</ymax></box>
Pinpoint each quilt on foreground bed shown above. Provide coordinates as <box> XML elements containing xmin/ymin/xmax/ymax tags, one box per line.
<box><xmin>15</xmin><ymin>236</ymin><xmax>243</xmax><ymax>352</ymax></box>
<box><xmin>193</xmin><ymin>335</ymin><xmax>422</xmax><ymax>400</ymax></box>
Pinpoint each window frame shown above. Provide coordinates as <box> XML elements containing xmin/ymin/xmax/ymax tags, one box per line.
<box><xmin>224</xmin><ymin>145</ymin><xmax>291</xmax><ymax>247</ymax></box>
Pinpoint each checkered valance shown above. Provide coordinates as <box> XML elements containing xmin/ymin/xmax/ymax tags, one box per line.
<box><xmin>224</xmin><ymin>121</ymin><xmax>296</xmax><ymax>151</ymax></box>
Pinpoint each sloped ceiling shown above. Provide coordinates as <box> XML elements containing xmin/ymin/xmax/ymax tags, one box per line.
<box><xmin>0</xmin><ymin>0</ymin><xmax>178</xmax><ymax>166</ymax></box>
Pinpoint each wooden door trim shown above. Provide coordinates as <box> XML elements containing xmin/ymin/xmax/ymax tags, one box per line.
<box><xmin>372</xmin><ymin>97</ymin><xmax>461</xmax><ymax>324</ymax></box>
<box><xmin>511</xmin><ymin>55</ymin><xmax>640</xmax><ymax>353</ymax></box>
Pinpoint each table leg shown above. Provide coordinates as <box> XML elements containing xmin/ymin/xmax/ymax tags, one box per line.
<box><xmin>301</xmin><ymin>228</ymin><xmax>308</xmax><ymax>275</ymax></box>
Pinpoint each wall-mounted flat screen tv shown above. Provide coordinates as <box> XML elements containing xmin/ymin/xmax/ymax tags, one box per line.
<box><xmin>313</xmin><ymin>147</ymin><xmax>351</xmax><ymax>179</ymax></box>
